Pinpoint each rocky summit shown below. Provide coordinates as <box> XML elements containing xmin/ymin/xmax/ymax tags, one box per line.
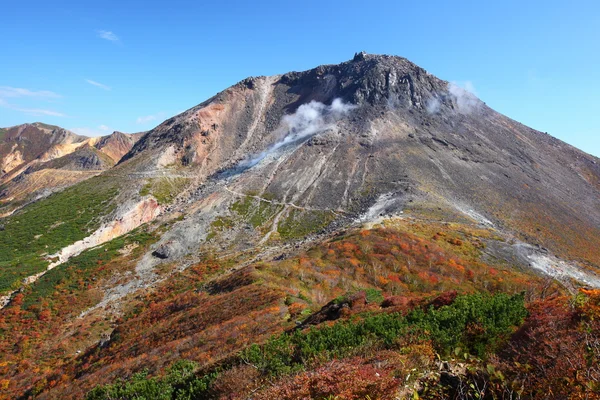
<box><xmin>1</xmin><ymin>54</ymin><xmax>599</xmax><ymax>399</ymax></box>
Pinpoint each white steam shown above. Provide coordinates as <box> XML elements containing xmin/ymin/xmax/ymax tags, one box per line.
<box><xmin>448</xmin><ymin>81</ymin><xmax>480</xmax><ymax>114</ymax></box>
<box><xmin>426</xmin><ymin>97</ymin><xmax>441</xmax><ymax>114</ymax></box>
<box><xmin>426</xmin><ymin>81</ymin><xmax>481</xmax><ymax>115</ymax></box>
<box><xmin>239</xmin><ymin>98</ymin><xmax>355</xmax><ymax>169</ymax></box>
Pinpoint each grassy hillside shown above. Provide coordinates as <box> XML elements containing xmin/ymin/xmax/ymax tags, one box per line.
<box><xmin>0</xmin><ymin>176</ymin><xmax>120</xmax><ymax>294</ymax></box>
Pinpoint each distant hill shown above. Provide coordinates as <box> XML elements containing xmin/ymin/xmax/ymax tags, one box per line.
<box><xmin>0</xmin><ymin>122</ymin><xmax>144</xmax><ymax>214</ymax></box>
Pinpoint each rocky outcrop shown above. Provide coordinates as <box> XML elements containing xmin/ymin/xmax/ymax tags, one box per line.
<box><xmin>295</xmin><ymin>291</ymin><xmax>370</xmax><ymax>330</ymax></box>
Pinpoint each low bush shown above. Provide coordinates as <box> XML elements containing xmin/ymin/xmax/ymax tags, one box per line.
<box><xmin>86</xmin><ymin>360</ymin><xmax>217</xmax><ymax>400</ymax></box>
<box><xmin>0</xmin><ymin>176</ymin><xmax>120</xmax><ymax>293</ymax></box>
<box><xmin>242</xmin><ymin>292</ymin><xmax>526</xmax><ymax>376</ymax></box>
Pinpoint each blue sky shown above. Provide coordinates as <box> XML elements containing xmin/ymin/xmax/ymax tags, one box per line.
<box><xmin>1</xmin><ymin>0</ymin><xmax>598</xmax><ymax>157</ymax></box>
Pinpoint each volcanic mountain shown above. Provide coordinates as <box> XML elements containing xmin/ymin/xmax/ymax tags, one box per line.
<box><xmin>113</xmin><ymin>51</ymin><xmax>600</xmax><ymax>278</ymax></box>
<box><xmin>1</xmin><ymin>53</ymin><xmax>599</xmax><ymax>399</ymax></box>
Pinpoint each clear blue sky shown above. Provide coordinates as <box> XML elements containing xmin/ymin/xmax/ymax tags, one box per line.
<box><xmin>1</xmin><ymin>0</ymin><xmax>598</xmax><ymax>157</ymax></box>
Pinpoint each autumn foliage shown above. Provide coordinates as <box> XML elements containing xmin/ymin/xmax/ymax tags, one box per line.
<box><xmin>0</xmin><ymin>225</ymin><xmax>577</xmax><ymax>399</ymax></box>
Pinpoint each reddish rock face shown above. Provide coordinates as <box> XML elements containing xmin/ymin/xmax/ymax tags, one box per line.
<box><xmin>381</xmin><ymin>295</ymin><xmax>424</xmax><ymax>313</ymax></box>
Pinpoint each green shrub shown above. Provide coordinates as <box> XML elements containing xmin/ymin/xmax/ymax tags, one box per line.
<box><xmin>277</xmin><ymin>209</ymin><xmax>336</xmax><ymax>240</ymax></box>
<box><xmin>0</xmin><ymin>176</ymin><xmax>120</xmax><ymax>294</ymax></box>
<box><xmin>86</xmin><ymin>360</ymin><xmax>217</xmax><ymax>400</ymax></box>
<box><xmin>230</xmin><ymin>193</ymin><xmax>282</xmax><ymax>228</ymax></box>
<box><xmin>240</xmin><ymin>292</ymin><xmax>527</xmax><ymax>376</ymax></box>
<box><xmin>407</xmin><ymin>292</ymin><xmax>528</xmax><ymax>356</ymax></box>
<box><xmin>364</xmin><ymin>288</ymin><xmax>384</xmax><ymax>304</ymax></box>
<box><xmin>22</xmin><ymin>228</ymin><xmax>156</xmax><ymax>309</ymax></box>
<box><xmin>140</xmin><ymin>178</ymin><xmax>189</xmax><ymax>205</ymax></box>
<box><xmin>88</xmin><ymin>293</ymin><xmax>527</xmax><ymax>398</ymax></box>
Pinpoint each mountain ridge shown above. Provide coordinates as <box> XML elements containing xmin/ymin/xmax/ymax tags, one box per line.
<box><xmin>0</xmin><ymin>123</ymin><xmax>145</xmax><ymax>214</ymax></box>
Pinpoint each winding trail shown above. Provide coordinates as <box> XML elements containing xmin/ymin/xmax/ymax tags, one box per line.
<box><xmin>223</xmin><ymin>186</ymin><xmax>348</xmax><ymax>216</ymax></box>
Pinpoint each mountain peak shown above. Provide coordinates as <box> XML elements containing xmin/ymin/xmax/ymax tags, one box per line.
<box><xmin>272</xmin><ymin>52</ymin><xmax>446</xmax><ymax>112</ymax></box>
<box><xmin>0</xmin><ymin>122</ymin><xmax>144</xmax><ymax>206</ymax></box>
<box><xmin>353</xmin><ymin>51</ymin><xmax>368</xmax><ymax>61</ymax></box>
<box><xmin>120</xmin><ymin>54</ymin><xmax>481</xmax><ymax>166</ymax></box>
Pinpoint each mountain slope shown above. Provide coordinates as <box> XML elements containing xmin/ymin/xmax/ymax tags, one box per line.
<box><xmin>0</xmin><ymin>123</ymin><xmax>88</xmax><ymax>176</ymax></box>
<box><xmin>1</xmin><ymin>53</ymin><xmax>600</xmax><ymax>399</ymax></box>
<box><xmin>116</xmin><ymin>52</ymin><xmax>600</xmax><ymax>275</ymax></box>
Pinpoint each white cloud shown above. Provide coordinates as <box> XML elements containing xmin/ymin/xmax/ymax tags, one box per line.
<box><xmin>70</xmin><ymin>125</ymin><xmax>113</xmax><ymax>137</ymax></box>
<box><xmin>97</xmin><ymin>30</ymin><xmax>120</xmax><ymax>42</ymax></box>
<box><xmin>85</xmin><ymin>79</ymin><xmax>111</xmax><ymax>91</ymax></box>
<box><xmin>136</xmin><ymin>115</ymin><xmax>157</xmax><ymax>124</ymax></box>
<box><xmin>0</xmin><ymin>86</ymin><xmax>65</xmax><ymax>117</ymax></box>
<box><xmin>426</xmin><ymin>97</ymin><xmax>441</xmax><ymax>114</ymax></box>
<box><xmin>0</xmin><ymin>98</ymin><xmax>66</xmax><ymax>117</ymax></box>
<box><xmin>0</xmin><ymin>86</ymin><xmax>61</xmax><ymax>99</ymax></box>
<box><xmin>17</xmin><ymin>108</ymin><xmax>66</xmax><ymax>117</ymax></box>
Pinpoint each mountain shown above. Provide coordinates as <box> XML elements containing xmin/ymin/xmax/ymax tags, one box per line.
<box><xmin>116</xmin><ymin>51</ymin><xmax>600</xmax><ymax>275</ymax></box>
<box><xmin>1</xmin><ymin>53</ymin><xmax>599</xmax><ymax>399</ymax></box>
<box><xmin>0</xmin><ymin>123</ymin><xmax>143</xmax><ymax>215</ymax></box>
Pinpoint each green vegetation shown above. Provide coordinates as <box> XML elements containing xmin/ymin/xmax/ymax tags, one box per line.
<box><xmin>241</xmin><ymin>292</ymin><xmax>526</xmax><ymax>376</ymax></box>
<box><xmin>406</xmin><ymin>292</ymin><xmax>528</xmax><ymax>356</ymax></box>
<box><xmin>210</xmin><ymin>216</ymin><xmax>234</xmax><ymax>230</ymax></box>
<box><xmin>0</xmin><ymin>176</ymin><xmax>120</xmax><ymax>294</ymax></box>
<box><xmin>212</xmin><ymin>193</ymin><xmax>336</xmax><ymax>241</ymax></box>
<box><xmin>364</xmin><ymin>287</ymin><xmax>384</xmax><ymax>304</ymax></box>
<box><xmin>22</xmin><ymin>228</ymin><xmax>156</xmax><ymax>310</ymax></box>
<box><xmin>277</xmin><ymin>209</ymin><xmax>336</xmax><ymax>240</ymax></box>
<box><xmin>139</xmin><ymin>177</ymin><xmax>189</xmax><ymax>205</ymax></box>
<box><xmin>335</xmin><ymin>288</ymin><xmax>383</xmax><ymax>305</ymax></box>
<box><xmin>86</xmin><ymin>360</ymin><xmax>217</xmax><ymax>400</ymax></box>
<box><xmin>230</xmin><ymin>192</ymin><xmax>282</xmax><ymax>228</ymax></box>
<box><xmin>0</xmin><ymin>128</ymin><xmax>7</xmax><ymax>140</ymax></box>
<box><xmin>206</xmin><ymin>216</ymin><xmax>234</xmax><ymax>240</ymax></box>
